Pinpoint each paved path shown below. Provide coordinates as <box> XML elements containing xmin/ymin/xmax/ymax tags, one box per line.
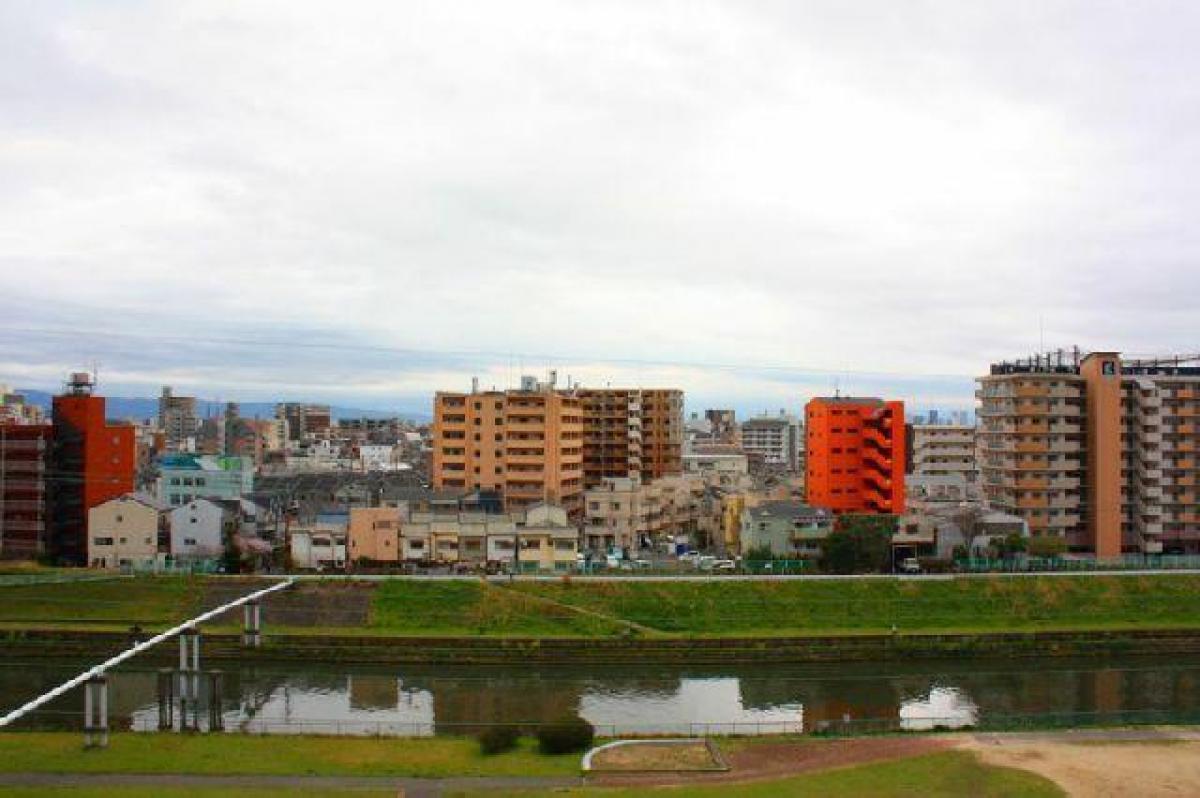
<box><xmin>0</xmin><ymin>772</ymin><xmax>585</xmax><ymax>797</ymax></box>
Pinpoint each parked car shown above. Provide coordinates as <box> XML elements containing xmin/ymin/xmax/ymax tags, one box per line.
<box><xmin>900</xmin><ymin>557</ymin><xmax>921</xmax><ymax>574</ymax></box>
<box><xmin>678</xmin><ymin>551</ymin><xmax>701</xmax><ymax>566</ymax></box>
<box><xmin>712</xmin><ymin>559</ymin><xmax>736</xmax><ymax>573</ymax></box>
<box><xmin>697</xmin><ymin>555</ymin><xmax>717</xmax><ymax>571</ymax></box>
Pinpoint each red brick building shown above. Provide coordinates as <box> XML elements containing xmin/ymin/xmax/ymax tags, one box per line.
<box><xmin>50</xmin><ymin>374</ymin><xmax>135</xmax><ymax>563</ymax></box>
<box><xmin>805</xmin><ymin>397</ymin><xmax>906</xmax><ymax>514</ymax></box>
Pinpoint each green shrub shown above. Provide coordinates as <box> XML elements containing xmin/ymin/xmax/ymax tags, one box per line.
<box><xmin>536</xmin><ymin>717</ymin><xmax>595</xmax><ymax>755</ymax></box>
<box><xmin>477</xmin><ymin>725</ymin><xmax>520</xmax><ymax>755</ymax></box>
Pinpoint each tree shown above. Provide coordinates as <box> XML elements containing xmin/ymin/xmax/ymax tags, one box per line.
<box><xmin>1027</xmin><ymin>534</ymin><xmax>1066</xmax><ymax>558</ymax></box>
<box><xmin>820</xmin><ymin>514</ymin><xmax>895</xmax><ymax>574</ymax></box>
<box><xmin>991</xmin><ymin>533</ymin><xmax>1028</xmax><ymax>560</ymax></box>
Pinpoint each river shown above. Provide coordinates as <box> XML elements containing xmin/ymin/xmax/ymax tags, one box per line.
<box><xmin>3</xmin><ymin>654</ymin><xmax>1200</xmax><ymax>736</ymax></box>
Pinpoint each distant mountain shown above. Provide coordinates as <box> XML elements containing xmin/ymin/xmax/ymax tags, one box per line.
<box><xmin>16</xmin><ymin>389</ymin><xmax>431</xmax><ymax>424</ymax></box>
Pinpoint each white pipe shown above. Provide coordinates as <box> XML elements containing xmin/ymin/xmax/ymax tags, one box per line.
<box><xmin>0</xmin><ymin>578</ymin><xmax>292</xmax><ymax>728</ymax></box>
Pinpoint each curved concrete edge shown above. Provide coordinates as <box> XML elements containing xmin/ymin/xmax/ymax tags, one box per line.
<box><xmin>581</xmin><ymin>738</ymin><xmax>717</xmax><ymax>773</ymax></box>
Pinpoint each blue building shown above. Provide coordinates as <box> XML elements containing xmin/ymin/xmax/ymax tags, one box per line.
<box><xmin>156</xmin><ymin>454</ymin><xmax>253</xmax><ymax>507</ymax></box>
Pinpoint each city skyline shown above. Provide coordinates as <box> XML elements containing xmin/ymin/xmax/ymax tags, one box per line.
<box><xmin>4</xmin><ymin>2</ymin><xmax>1200</xmax><ymax>411</ymax></box>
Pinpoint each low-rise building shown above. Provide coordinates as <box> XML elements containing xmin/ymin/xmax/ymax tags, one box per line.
<box><xmin>168</xmin><ymin>498</ymin><xmax>230</xmax><ymax>562</ymax></box>
<box><xmin>582</xmin><ymin>474</ymin><xmax>716</xmax><ymax>556</ymax></box>
<box><xmin>511</xmin><ymin>503</ymin><xmax>579</xmax><ymax>573</ymax></box>
<box><xmin>87</xmin><ymin>493</ymin><xmax>168</xmax><ymax>570</ymax></box>
<box><xmin>740</xmin><ymin>501</ymin><xmax>834</xmax><ymax>559</ymax></box>
<box><xmin>290</xmin><ymin>526</ymin><xmax>347</xmax><ymax>570</ymax></box>
<box><xmin>683</xmin><ymin>453</ymin><xmax>752</xmax><ymax>491</ymax></box>
<box><xmin>348</xmin><ymin>506</ymin><xmax>405</xmax><ymax>563</ymax></box>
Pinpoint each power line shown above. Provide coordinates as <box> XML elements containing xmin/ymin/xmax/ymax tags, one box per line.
<box><xmin>0</xmin><ymin>324</ymin><xmax>981</xmax><ymax>381</ymax></box>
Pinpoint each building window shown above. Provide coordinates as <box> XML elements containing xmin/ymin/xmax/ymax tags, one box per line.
<box><xmin>93</xmin><ymin>537</ymin><xmax>114</xmax><ymax>546</ymax></box>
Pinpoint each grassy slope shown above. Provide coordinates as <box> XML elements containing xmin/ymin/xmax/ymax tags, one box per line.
<box><xmin>0</xmin><ymin>577</ymin><xmax>201</xmax><ymax>627</ymax></box>
<box><xmin>478</xmin><ymin>751</ymin><xmax>1062</xmax><ymax>797</ymax></box>
<box><xmin>0</xmin><ymin>732</ymin><xmax>578</xmax><ymax>778</ymax></box>
<box><xmin>5</xmin><ymin>574</ymin><xmax>1200</xmax><ymax>638</ymax></box>
<box><xmin>505</xmin><ymin>575</ymin><xmax>1200</xmax><ymax>635</ymax></box>
<box><xmin>369</xmin><ymin>580</ymin><xmax>625</xmax><ymax>636</ymax></box>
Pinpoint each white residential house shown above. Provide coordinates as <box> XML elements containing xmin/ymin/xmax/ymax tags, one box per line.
<box><xmin>290</xmin><ymin>525</ymin><xmax>348</xmax><ymax>570</ymax></box>
<box><xmin>169</xmin><ymin>498</ymin><xmax>230</xmax><ymax>562</ymax></box>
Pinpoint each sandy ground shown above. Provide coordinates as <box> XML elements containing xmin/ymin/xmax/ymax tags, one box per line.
<box><xmin>590</xmin><ymin>741</ymin><xmax>719</xmax><ymax>771</ymax></box>
<box><xmin>965</xmin><ymin>736</ymin><xmax>1200</xmax><ymax>797</ymax></box>
<box><xmin>595</xmin><ymin>736</ymin><xmax>951</xmax><ymax>787</ymax></box>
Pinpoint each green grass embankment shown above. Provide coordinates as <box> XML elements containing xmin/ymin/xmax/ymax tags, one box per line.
<box><xmin>0</xmin><ymin>577</ymin><xmax>202</xmax><ymax>629</ymax></box>
<box><xmin>503</xmin><ymin>575</ymin><xmax>1200</xmax><ymax>636</ymax></box>
<box><xmin>6</xmin><ymin>574</ymin><xmax>1200</xmax><ymax>639</ymax></box>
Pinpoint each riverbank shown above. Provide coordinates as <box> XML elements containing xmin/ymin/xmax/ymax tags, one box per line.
<box><xmin>6</xmin><ymin>573</ymin><xmax>1200</xmax><ymax>640</ymax></box>
<box><xmin>8</xmin><ymin>625</ymin><xmax>1200</xmax><ymax>665</ymax></box>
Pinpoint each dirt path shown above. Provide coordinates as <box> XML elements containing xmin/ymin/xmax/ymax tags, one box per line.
<box><xmin>595</xmin><ymin>736</ymin><xmax>952</xmax><ymax>787</ymax></box>
<box><xmin>965</xmin><ymin>732</ymin><xmax>1200</xmax><ymax>797</ymax></box>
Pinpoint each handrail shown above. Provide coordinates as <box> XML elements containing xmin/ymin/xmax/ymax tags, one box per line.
<box><xmin>0</xmin><ymin>578</ymin><xmax>293</xmax><ymax>728</ymax></box>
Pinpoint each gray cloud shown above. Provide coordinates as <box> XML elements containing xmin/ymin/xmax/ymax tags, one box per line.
<box><xmin>2</xmin><ymin>1</ymin><xmax>1198</xmax><ymax>414</ymax></box>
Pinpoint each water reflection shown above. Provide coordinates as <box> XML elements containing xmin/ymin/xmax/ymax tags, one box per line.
<box><xmin>2</xmin><ymin>656</ymin><xmax>1199</xmax><ymax>736</ymax></box>
<box><xmin>899</xmin><ymin>687</ymin><xmax>979</xmax><ymax>730</ymax></box>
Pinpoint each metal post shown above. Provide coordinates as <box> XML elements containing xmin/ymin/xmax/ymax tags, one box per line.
<box><xmin>243</xmin><ymin>600</ymin><xmax>261</xmax><ymax>647</ymax></box>
<box><xmin>83</xmin><ymin>676</ymin><xmax>108</xmax><ymax>748</ymax></box>
<box><xmin>157</xmin><ymin>669</ymin><xmax>174</xmax><ymax>731</ymax></box>
<box><xmin>207</xmin><ymin>670</ymin><xmax>224</xmax><ymax>732</ymax></box>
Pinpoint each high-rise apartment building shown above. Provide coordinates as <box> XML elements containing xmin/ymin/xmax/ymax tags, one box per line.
<box><xmin>50</xmin><ymin>373</ymin><xmax>136</xmax><ymax>563</ymax></box>
<box><xmin>0</xmin><ymin>423</ymin><xmax>52</xmax><ymax>559</ymax></box>
<box><xmin>576</xmin><ymin>388</ymin><xmax>683</xmax><ymax>487</ymax></box>
<box><xmin>805</xmin><ymin>397</ymin><xmax>906</xmax><ymax>514</ymax></box>
<box><xmin>910</xmin><ymin>425</ymin><xmax>978</xmax><ymax>484</ymax></box>
<box><xmin>978</xmin><ymin>350</ymin><xmax>1200</xmax><ymax>557</ymax></box>
<box><xmin>158</xmin><ymin>386</ymin><xmax>198</xmax><ymax>451</ymax></box>
<box><xmin>741</xmin><ymin>413</ymin><xmax>804</xmax><ymax>472</ymax></box>
<box><xmin>276</xmin><ymin>403</ymin><xmax>332</xmax><ymax>442</ymax></box>
<box><xmin>431</xmin><ymin>379</ymin><xmax>584</xmax><ymax>516</ymax></box>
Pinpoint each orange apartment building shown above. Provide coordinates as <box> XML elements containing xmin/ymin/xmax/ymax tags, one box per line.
<box><xmin>978</xmin><ymin>350</ymin><xmax>1200</xmax><ymax>557</ymax></box>
<box><xmin>575</xmin><ymin>388</ymin><xmax>683</xmax><ymax>487</ymax></box>
<box><xmin>805</xmin><ymin>397</ymin><xmax>906</xmax><ymax>514</ymax></box>
<box><xmin>431</xmin><ymin>377</ymin><xmax>585</xmax><ymax>516</ymax></box>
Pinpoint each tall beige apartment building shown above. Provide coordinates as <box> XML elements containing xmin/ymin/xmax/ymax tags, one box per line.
<box><xmin>576</xmin><ymin>389</ymin><xmax>684</xmax><ymax>487</ymax></box>
<box><xmin>910</xmin><ymin>425</ymin><xmax>978</xmax><ymax>484</ymax></box>
<box><xmin>978</xmin><ymin>350</ymin><xmax>1200</xmax><ymax>557</ymax></box>
<box><xmin>431</xmin><ymin>378</ymin><xmax>585</xmax><ymax>516</ymax></box>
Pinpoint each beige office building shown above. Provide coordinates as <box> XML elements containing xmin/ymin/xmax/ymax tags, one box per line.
<box><xmin>978</xmin><ymin>351</ymin><xmax>1200</xmax><ymax>557</ymax></box>
<box><xmin>431</xmin><ymin>378</ymin><xmax>584</xmax><ymax>516</ymax></box>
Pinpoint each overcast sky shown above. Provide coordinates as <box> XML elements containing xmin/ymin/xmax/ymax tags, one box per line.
<box><xmin>2</xmin><ymin>1</ymin><xmax>1198</xmax><ymax>415</ymax></box>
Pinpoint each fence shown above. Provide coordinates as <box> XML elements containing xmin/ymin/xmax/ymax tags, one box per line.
<box><xmin>10</xmin><ymin>708</ymin><xmax>1200</xmax><ymax>739</ymax></box>
<box><xmin>957</xmin><ymin>554</ymin><xmax>1200</xmax><ymax>573</ymax></box>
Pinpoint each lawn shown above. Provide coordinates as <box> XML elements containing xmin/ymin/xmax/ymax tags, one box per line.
<box><xmin>0</xmin><ymin>576</ymin><xmax>203</xmax><ymax>628</ymax></box>
<box><xmin>503</xmin><ymin>575</ymin><xmax>1200</xmax><ymax>635</ymax></box>
<box><xmin>369</xmin><ymin>579</ymin><xmax>626</xmax><ymax>636</ymax></box>
<box><xmin>0</xmin><ymin>732</ymin><xmax>580</xmax><ymax>778</ymax></box>
<box><xmin>6</xmin><ymin>574</ymin><xmax>1200</xmax><ymax>638</ymax></box>
<box><xmin>467</xmin><ymin>750</ymin><xmax>1063</xmax><ymax>797</ymax></box>
<box><xmin>0</xmin><ymin>789</ymin><xmax>390</xmax><ymax>798</ymax></box>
